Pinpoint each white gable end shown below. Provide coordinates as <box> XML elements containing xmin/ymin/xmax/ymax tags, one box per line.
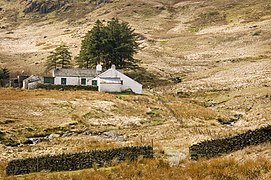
<box><xmin>98</xmin><ymin>68</ymin><xmax>142</xmax><ymax>94</ymax></box>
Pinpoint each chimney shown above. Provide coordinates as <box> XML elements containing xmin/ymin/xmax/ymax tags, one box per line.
<box><xmin>111</xmin><ymin>64</ymin><xmax>116</xmax><ymax>70</ymax></box>
<box><xmin>96</xmin><ymin>64</ymin><xmax>102</xmax><ymax>72</ymax></box>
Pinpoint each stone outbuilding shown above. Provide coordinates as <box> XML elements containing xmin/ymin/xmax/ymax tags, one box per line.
<box><xmin>22</xmin><ymin>75</ymin><xmax>42</xmax><ymax>89</ymax></box>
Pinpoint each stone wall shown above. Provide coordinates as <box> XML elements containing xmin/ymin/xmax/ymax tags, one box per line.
<box><xmin>6</xmin><ymin>146</ymin><xmax>153</xmax><ymax>176</ymax></box>
<box><xmin>190</xmin><ymin>125</ymin><xmax>271</xmax><ymax>160</ymax></box>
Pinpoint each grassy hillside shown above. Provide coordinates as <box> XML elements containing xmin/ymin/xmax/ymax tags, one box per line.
<box><xmin>0</xmin><ymin>0</ymin><xmax>270</xmax><ymax>178</ymax></box>
<box><xmin>0</xmin><ymin>0</ymin><xmax>270</xmax><ymax>78</ymax></box>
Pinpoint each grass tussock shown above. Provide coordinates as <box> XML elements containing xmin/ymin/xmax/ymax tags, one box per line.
<box><xmin>167</xmin><ymin>102</ymin><xmax>217</xmax><ymax>120</ymax></box>
<box><xmin>3</xmin><ymin>156</ymin><xmax>270</xmax><ymax>179</ymax></box>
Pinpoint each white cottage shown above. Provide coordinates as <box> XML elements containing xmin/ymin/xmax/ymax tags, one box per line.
<box><xmin>94</xmin><ymin>65</ymin><xmax>142</xmax><ymax>94</ymax></box>
<box><xmin>52</xmin><ymin>68</ymin><xmax>97</xmax><ymax>86</ymax></box>
<box><xmin>46</xmin><ymin>65</ymin><xmax>142</xmax><ymax>94</ymax></box>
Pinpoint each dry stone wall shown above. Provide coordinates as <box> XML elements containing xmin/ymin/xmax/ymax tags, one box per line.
<box><xmin>190</xmin><ymin>125</ymin><xmax>271</xmax><ymax>160</ymax></box>
<box><xmin>6</xmin><ymin>146</ymin><xmax>153</xmax><ymax>176</ymax></box>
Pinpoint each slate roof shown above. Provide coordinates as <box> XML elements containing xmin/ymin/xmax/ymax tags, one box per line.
<box><xmin>53</xmin><ymin>68</ymin><xmax>97</xmax><ymax>77</ymax></box>
<box><xmin>24</xmin><ymin>75</ymin><xmax>41</xmax><ymax>83</ymax></box>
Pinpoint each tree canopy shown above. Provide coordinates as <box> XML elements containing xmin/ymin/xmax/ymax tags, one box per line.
<box><xmin>45</xmin><ymin>44</ymin><xmax>72</xmax><ymax>72</ymax></box>
<box><xmin>77</xmin><ymin>18</ymin><xmax>140</xmax><ymax>69</ymax></box>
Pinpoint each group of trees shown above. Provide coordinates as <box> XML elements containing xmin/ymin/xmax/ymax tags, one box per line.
<box><xmin>45</xmin><ymin>18</ymin><xmax>139</xmax><ymax>72</ymax></box>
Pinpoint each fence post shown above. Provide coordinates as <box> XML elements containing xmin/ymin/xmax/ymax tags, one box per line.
<box><xmin>36</xmin><ymin>157</ymin><xmax>39</xmax><ymax>172</ymax></box>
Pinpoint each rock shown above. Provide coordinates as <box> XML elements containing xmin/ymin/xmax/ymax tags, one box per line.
<box><xmin>153</xmin><ymin>4</ymin><xmax>166</xmax><ymax>10</ymax></box>
<box><xmin>172</xmin><ymin>77</ymin><xmax>182</xmax><ymax>83</ymax></box>
<box><xmin>23</xmin><ymin>139</ymin><xmax>35</xmax><ymax>145</ymax></box>
<box><xmin>64</xmin><ymin>29</ymin><xmax>71</xmax><ymax>32</ymax></box>
<box><xmin>23</xmin><ymin>136</ymin><xmax>49</xmax><ymax>145</ymax></box>
<box><xmin>0</xmin><ymin>119</ymin><xmax>15</xmax><ymax>124</ymax></box>
<box><xmin>48</xmin><ymin>133</ymin><xmax>60</xmax><ymax>140</ymax></box>
<box><xmin>166</xmin><ymin>150</ymin><xmax>186</xmax><ymax>166</ymax></box>
<box><xmin>4</xmin><ymin>139</ymin><xmax>20</xmax><ymax>147</ymax></box>
<box><xmin>252</xmin><ymin>30</ymin><xmax>261</xmax><ymax>36</ymax></box>
<box><xmin>101</xmin><ymin>130</ymin><xmax>124</xmax><ymax>141</ymax></box>
<box><xmin>249</xmin><ymin>25</ymin><xmax>258</xmax><ymax>28</ymax></box>
<box><xmin>176</xmin><ymin>91</ymin><xmax>191</xmax><ymax>98</ymax></box>
<box><xmin>23</xmin><ymin>0</ymin><xmax>66</xmax><ymax>14</ymax></box>
<box><xmin>96</xmin><ymin>0</ymin><xmax>111</xmax><ymax>6</ymax></box>
<box><xmin>218</xmin><ymin>114</ymin><xmax>242</xmax><ymax>125</ymax></box>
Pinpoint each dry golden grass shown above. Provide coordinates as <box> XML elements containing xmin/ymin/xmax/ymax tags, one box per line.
<box><xmin>0</xmin><ymin>88</ymin><xmax>270</xmax><ymax>179</ymax></box>
<box><xmin>0</xmin><ymin>88</ymin><xmax>114</xmax><ymax>101</ymax></box>
<box><xmin>167</xmin><ymin>102</ymin><xmax>217</xmax><ymax>120</ymax></box>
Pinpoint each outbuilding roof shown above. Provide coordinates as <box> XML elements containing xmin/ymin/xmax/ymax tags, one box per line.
<box><xmin>99</xmin><ymin>77</ymin><xmax>122</xmax><ymax>84</ymax></box>
<box><xmin>53</xmin><ymin>68</ymin><xmax>97</xmax><ymax>77</ymax></box>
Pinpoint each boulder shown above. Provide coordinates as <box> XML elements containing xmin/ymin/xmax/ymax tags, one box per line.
<box><xmin>23</xmin><ymin>0</ymin><xmax>66</xmax><ymax>14</ymax></box>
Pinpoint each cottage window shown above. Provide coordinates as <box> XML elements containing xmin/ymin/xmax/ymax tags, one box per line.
<box><xmin>44</xmin><ymin>77</ymin><xmax>54</xmax><ymax>84</ymax></box>
<box><xmin>61</xmin><ymin>78</ymin><xmax>66</xmax><ymax>85</ymax></box>
<box><xmin>81</xmin><ymin>78</ymin><xmax>86</xmax><ymax>85</ymax></box>
<box><xmin>92</xmin><ymin>80</ymin><xmax>97</xmax><ymax>86</ymax></box>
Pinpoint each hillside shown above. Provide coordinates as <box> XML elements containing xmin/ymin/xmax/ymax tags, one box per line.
<box><xmin>0</xmin><ymin>0</ymin><xmax>270</xmax><ymax>179</ymax></box>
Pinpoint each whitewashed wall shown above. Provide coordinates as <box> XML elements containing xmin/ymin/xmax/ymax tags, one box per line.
<box><xmin>55</xmin><ymin>77</ymin><xmax>78</xmax><ymax>85</ymax></box>
<box><xmin>54</xmin><ymin>77</ymin><xmax>94</xmax><ymax>86</ymax></box>
<box><xmin>98</xmin><ymin>69</ymin><xmax>142</xmax><ymax>94</ymax></box>
<box><xmin>99</xmin><ymin>83</ymin><xmax>122</xmax><ymax>92</ymax></box>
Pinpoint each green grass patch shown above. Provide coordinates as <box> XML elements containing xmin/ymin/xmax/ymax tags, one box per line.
<box><xmin>82</xmin><ymin>108</ymin><xmax>108</xmax><ymax>119</ymax></box>
<box><xmin>187</xmin><ymin>26</ymin><xmax>200</xmax><ymax>33</ymax></box>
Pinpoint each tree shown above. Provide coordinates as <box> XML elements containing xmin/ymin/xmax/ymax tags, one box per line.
<box><xmin>0</xmin><ymin>67</ymin><xmax>9</xmax><ymax>80</ymax></box>
<box><xmin>45</xmin><ymin>44</ymin><xmax>72</xmax><ymax>72</ymax></box>
<box><xmin>77</xmin><ymin>20</ymin><xmax>105</xmax><ymax>69</ymax></box>
<box><xmin>78</xmin><ymin>18</ymin><xmax>139</xmax><ymax>69</ymax></box>
<box><xmin>0</xmin><ymin>67</ymin><xmax>10</xmax><ymax>87</ymax></box>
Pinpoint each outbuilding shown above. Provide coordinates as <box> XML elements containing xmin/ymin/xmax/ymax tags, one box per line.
<box><xmin>22</xmin><ymin>75</ymin><xmax>42</xmax><ymax>89</ymax></box>
<box><xmin>94</xmin><ymin>65</ymin><xmax>142</xmax><ymax>94</ymax></box>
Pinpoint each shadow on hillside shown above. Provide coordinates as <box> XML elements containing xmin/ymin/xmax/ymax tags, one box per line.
<box><xmin>125</xmin><ymin>67</ymin><xmax>173</xmax><ymax>88</ymax></box>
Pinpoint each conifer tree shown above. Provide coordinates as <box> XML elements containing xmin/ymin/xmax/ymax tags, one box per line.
<box><xmin>77</xmin><ymin>20</ymin><xmax>105</xmax><ymax>69</ymax></box>
<box><xmin>45</xmin><ymin>45</ymin><xmax>72</xmax><ymax>72</ymax></box>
